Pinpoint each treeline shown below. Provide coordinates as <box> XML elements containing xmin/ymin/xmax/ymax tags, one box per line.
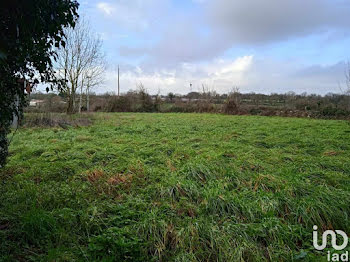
<box><xmin>26</xmin><ymin>88</ymin><xmax>350</xmax><ymax>119</ymax></box>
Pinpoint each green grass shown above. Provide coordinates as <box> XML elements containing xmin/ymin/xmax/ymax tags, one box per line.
<box><xmin>1</xmin><ymin>113</ymin><xmax>350</xmax><ymax>261</ymax></box>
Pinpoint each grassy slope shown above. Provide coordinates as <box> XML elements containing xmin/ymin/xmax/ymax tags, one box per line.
<box><xmin>0</xmin><ymin>113</ymin><xmax>350</xmax><ymax>261</ymax></box>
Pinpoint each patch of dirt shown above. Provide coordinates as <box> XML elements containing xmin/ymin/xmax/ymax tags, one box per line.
<box><xmin>107</xmin><ymin>173</ymin><xmax>133</xmax><ymax>186</ymax></box>
<box><xmin>86</xmin><ymin>170</ymin><xmax>105</xmax><ymax>183</ymax></box>
<box><xmin>167</xmin><ymin>160</ymin><xmax>176</xmax><ymax>172</ymax></box>
<box><xmin>323</xmin><ymin>151</ymin><xmax>338</xmax><ymax>156</ymax></box>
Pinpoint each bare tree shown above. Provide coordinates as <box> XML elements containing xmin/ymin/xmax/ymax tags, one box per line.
<box><xmin>229</xmin><ymin>86</ymin><xmax>241</xmax><ymax>105</ymax></box>
<box><xmin>223</xmin><ymin>86</ymin><xmax>240</xmax><ymax>114</ymax></box>
<box><xmin>201</xmin><ymin>83</ymin><xmax>217</xmax><ymax>102</ymax></box>
<box><xmin>56</xmin><ymin>18</ymin><xmax>105</xmax><ymax>114</ymax></box>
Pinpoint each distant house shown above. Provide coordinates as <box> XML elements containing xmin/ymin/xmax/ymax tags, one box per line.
<box><xmin>29</xmin><ymin>99</ymin><xmax>44</xmax><ymax>107</ymax></box>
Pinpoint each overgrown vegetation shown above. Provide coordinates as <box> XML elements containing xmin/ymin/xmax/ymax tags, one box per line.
<box><xmin>22</xmin><ymin>113</ymin><xmax>93</xmax><ymax>128</ymax></box>
<box><xmin>1</xmin><ymin>113</ymin><xmax>349</xmax><ymax>261</ymax></box>
<box><xmin>27</xmin><ymin>90</ymin><xmax>350</xmax><ymax>119</ymax></box>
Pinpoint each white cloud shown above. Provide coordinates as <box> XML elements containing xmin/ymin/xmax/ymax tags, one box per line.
<box><xmin>97</xmin><ymin>2</ymin><xmax>115</xmax><ymax>16</ymax></box>
<box><xmin>99</xmin><ymin>56</ymin><xmax>253</xmax><ymax>94</ymax></box>
<box><xmin>214</xmin><ymin>56</ymin><xmax>253</xmax><ymax>76</ymax></box>
<box><xmin>96</xmin><ymin>56</ymin><xmax>345</xmax><ymax>96</ymax></box>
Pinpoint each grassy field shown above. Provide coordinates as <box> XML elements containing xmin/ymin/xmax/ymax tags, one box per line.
<box><xmin>1</xmin><ymin>113</ymin><xmax>350</xmax><ymax>261</ymax></box>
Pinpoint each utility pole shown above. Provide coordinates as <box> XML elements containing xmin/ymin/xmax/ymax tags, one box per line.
<box><xmin>117</xmin><ymin>65</ymin><xmax>120</xmax><ymax>97</ymax></box>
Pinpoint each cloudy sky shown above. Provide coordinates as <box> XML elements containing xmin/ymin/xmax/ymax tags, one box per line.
<box><xmin>80</xmin><ymin>0</ymin><xmax>350</xmax><ymax>95</ymax></box>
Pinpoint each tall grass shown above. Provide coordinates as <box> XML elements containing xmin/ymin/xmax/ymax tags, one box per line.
<box><xmin>1</xmin><ymin>113</ymin><xmax>349</xmax><ymax>261</ymax></box>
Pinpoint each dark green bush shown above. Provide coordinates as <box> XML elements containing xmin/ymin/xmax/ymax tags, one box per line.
<box><xmin>320</xmin><ymin>106</ymin><xmax>350</xmax><ymax>118</ymax></box>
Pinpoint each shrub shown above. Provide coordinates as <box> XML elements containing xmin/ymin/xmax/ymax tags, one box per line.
<box><xmin>319</xmin><ymin>106</ymin><xmax>350</xmax><ymax>118</ymax></box>
<box><xmin>105</xmin><ymin>96</ymin><xmax>132</xmax><ymax>112</ymax></box>
<box><xmin>249</xmin><ymin>108</ymin><xmax>261</xmax><ymax>115</ymax></box>
<box><xmin>196</xmin><ymin>100</ymin><xmax>216</xmax><ymax>113</ymax></box>
<box><xmin>223</xmin><ymin>98</ymin><xmax>238</xmax><ymax>114</ymax></box>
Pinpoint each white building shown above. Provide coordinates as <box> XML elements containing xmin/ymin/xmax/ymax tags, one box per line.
<box><xmin>29</xmin><ymin>99</ymin><xmax>44</xmax><ymax>107</ymax></box>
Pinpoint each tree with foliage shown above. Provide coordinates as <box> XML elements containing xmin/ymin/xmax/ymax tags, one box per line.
<box><xmin>167</xmin><ymin>92</ymin><xmax>175</xmax><ymax>102</ymax></box>
<box><xmin>0</xmin><ymin>0</ymin><xmax>79</xmax><ymax>167</ymax></box>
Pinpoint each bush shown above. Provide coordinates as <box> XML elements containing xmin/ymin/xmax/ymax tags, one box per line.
<box><xmin>249</xmin><ymin>108</ymin><xmax>262</xmax><ymax>115</ymax></box>
<box><xmin>319</xmin><ymin>106</ymin><xmax>350</xmax><ymax>118</ymax></box>
<box><xmin>223</xmin><ymin>98</ymin><xmax>238</xmax><ymax>114</ymax></box>
<box><xmin>196</xmin><ymin>100</ymin><xmax>216</xmax><ymax>113</ymax></box>
<box><xmin>105</xmin><ymin>96</ymin><xmax>132</xmax><ymax>112</ymax></box>
<box><xmin>136</xmin><ymin>92</ymin><xmax>154</xmax><ymax>112</ymax></box>
<box><xmin>169</xmin><ymin>102</ymin><xmax>196</xmax><ymax>113</ymax></box>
